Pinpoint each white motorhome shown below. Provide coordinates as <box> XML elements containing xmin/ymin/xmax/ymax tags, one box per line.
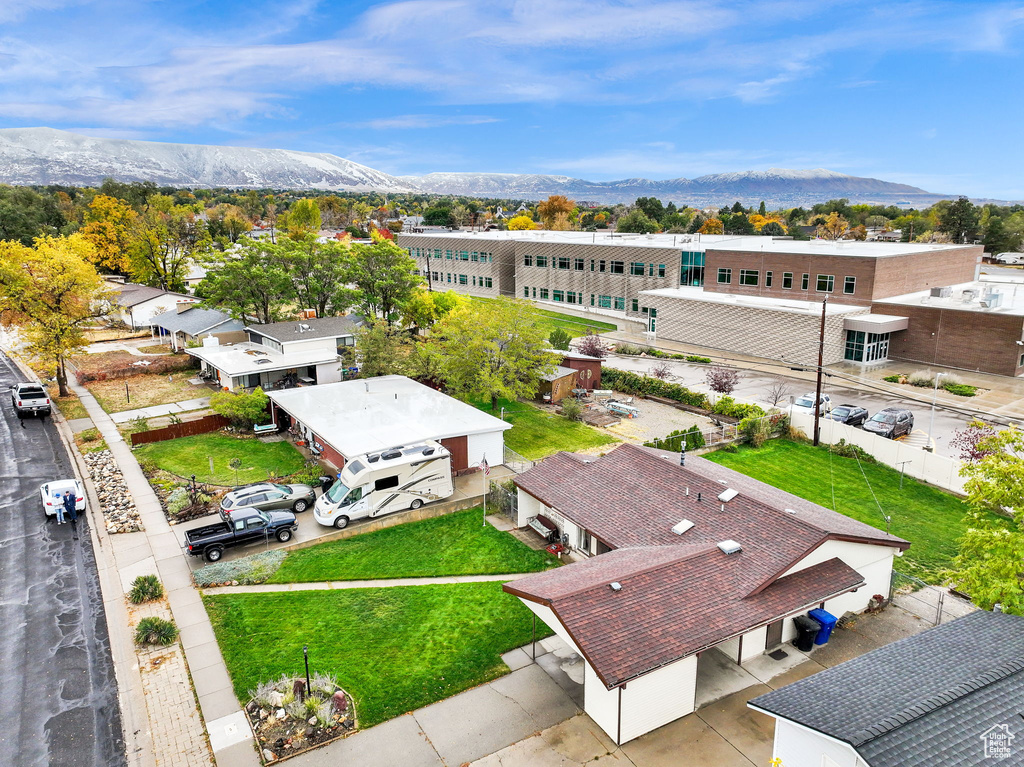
<box><xmin>313</xmin><ymin>441</ymin><xmax>455</xmax><ymax>529</ymax></box>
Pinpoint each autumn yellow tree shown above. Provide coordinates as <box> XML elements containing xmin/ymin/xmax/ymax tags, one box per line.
<box><xmin>0</xmin><ymin>235</ymin><xmax>114</xmax><ymax>396</ymax></box>
<box><xmin>507</xmin><ymin>214</ymin><xmax>538</xmax><ymax>231</ymax></box>
<box><xmin>537</xmin><ymin>195</ymin><xmax>575</xmax><ymax>230</ymax></box>
<box><xmin>80</xmin><ymin>194</ymin><xmax>138</xmax><ymax>272</ymax></box>
<box><xmin>698</xmin><ymin>218</ymin><xmax>724</xmax><ymax>235</ymax></box>
<box><xmin>816</xmin><ymin>212</ymin><xmax>851</xmax><ymax>240</ymax></box>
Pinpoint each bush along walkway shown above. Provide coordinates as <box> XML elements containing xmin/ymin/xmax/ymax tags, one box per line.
<box><xmin>68</xmin><ymin>378</ymin><xmax>259</xmax><ymax>767</ymax></box>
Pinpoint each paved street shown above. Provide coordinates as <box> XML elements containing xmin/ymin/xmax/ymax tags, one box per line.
<box><xmin>0</xmin><ymin>353</ymin><xmax>125</xmax><ymax>766</ymax></box>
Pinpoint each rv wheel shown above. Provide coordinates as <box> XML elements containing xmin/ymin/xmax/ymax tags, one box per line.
<box><xmin>410</xmin><ymin>499</ymin><xmax>423</xmax><ymax>510</ymax></box>
<box><xmin>334</xmin><ymin>515</ymin><xmax>350</xmax><ymax>529</ymax></box>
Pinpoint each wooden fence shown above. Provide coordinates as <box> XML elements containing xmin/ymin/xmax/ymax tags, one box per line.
<box><xmin>130</xmin><ymin>414</ymin><xmax>230</xmax><ymax>446</ymax></box>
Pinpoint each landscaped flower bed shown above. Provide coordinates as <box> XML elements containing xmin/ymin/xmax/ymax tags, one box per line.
<box><xmin>882</xmin><ymin>371</ymin><xmax>979</xmax><ymax>397</ymax></box>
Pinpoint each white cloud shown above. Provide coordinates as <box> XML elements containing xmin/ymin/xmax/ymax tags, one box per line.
<box><xmin>346</xmin><ymin>114</ymin><xmax>501</xmax><ymax>130</ymax></box>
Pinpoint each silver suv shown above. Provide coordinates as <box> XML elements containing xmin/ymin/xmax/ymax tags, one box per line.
<box><xmin>219</xmin><ymin>482</ymin><xmax>316</xmax><ymax>520</ymax></box>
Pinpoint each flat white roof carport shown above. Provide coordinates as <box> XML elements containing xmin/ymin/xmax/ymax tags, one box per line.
<box><xmin>266</xmin><ymin>375</ymin><xmax>511</xmax><ymax>459</ymax></box>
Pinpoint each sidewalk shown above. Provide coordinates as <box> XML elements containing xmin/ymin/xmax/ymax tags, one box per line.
<box><xmin>69</xmin><ymin>378</ymin><xmax>258</xmax><ymax>767</ymax></box>
<box><xmin>109</xmin><ymin>396</ymin><xmax>212</xmax><ymax>424</ymax></box>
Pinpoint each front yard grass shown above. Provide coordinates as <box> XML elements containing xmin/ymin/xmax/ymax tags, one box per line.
<box><xmin>475</xmin><ymin>397</ymin><xmax>618</xmax><ymax>460</ymax></box>
<box><xmin>53</xmin><ymin>392</ymin><xmax>89</xmax><ymax>421</ymax></box>
<box><xmin>135</xmin><ymin>433</ymin><xmax>306</xmax><ymax>485</ymax></box>
<box><xmin>704</xmin><ymin>439</ymin><xmax>1010</xmax><ymax>583</ymax></box>
<box><xmin>204</xmin><ymin>583</ymin><xmax>551</xmax><ymax>727</ymax></box>
<box><xmin>74</xmin><ymin>427</ymin><xmax>107</xmax><ymax>454</ymax></box>
<box><xmin>470</xmin><ymin>297</ymin><xmax>617</xmax><ymax>338</ymax></box>
<box><xmin>136</xmin><ymin>344</ymin><xmax>173</xmax><ymax>355</ymax></box>
<box><xmin>84</xmin><ymin>372</ymin><xmax>206</xmax><ymax>413</ymax></box>
<box><xmin>270</xmin><ymin>507</ymin><xmax>556</xmax><ymax>583</ymax></box>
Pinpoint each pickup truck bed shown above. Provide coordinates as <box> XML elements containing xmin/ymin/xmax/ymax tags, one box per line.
<box><xmin>185</xmin><ymin>507</ymin><xmax>298</xmax><ymax>562</ymax></box>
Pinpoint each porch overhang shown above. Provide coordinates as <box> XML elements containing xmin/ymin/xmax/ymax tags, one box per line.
<box><xmin>842</xmin><ymin>314</ymin><xmax>909</xmax><ymax>334</ymax></box>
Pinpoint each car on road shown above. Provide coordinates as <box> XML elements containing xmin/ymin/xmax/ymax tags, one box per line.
<box><xmin>39</xmin><ymin>478</ymin><xmax>86</xmax><ymax>517</ymax></box>
<box><xmin>11</xmin><ymin>382</ymin><xmax>51</xmax><ymax>417</ymax></box>
<box><xmin>994</xmin><ymin>252</ymin><xmax>1024</xmax><ymax>265</ymax></box>
<box><xmin>792</xmin><ymin>392</ymin><xmax>832</xmax><ymax>415</ymax></box>
<box><xmin>186</xmin><ymin>506</ymin><xmax>298</xmax><ymax>562</ymax></box>
<box><xmin>218</xmin><ymin>481</ymin><xmax>316</xmax><ymax>520</ymax></box>
<box><xmin>862</xmin><ymin>407</ymin><xmax>914</xmax><ymax>439</ymax></box>
<box><xmin>827</xmin><ymin>404</ymin><xmax>869</xmax><ymax>427</ymax></box>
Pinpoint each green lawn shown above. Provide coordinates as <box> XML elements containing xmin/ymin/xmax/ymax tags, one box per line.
<box><xmin>476</xmin><ymin>397</ymin><xmax>618</xmax><ymax>460</ymax></box>
<box><xmin>204</xmin><ymin>583</ymin><xmax>551</xmax><ymax>727</ymax></box>
<box><xmin>270</xmin><ymin>507</ymin><xmax>556</xmax><ymax>583</ymax></box>
<box><xmin>704</xmin><ymin>439</ymin><xmax>1010</xmax><ymax>583</ymax></box>
<box><xmin>470</xmin><ymin>297</ymin><xmax>617</xmax><ymax>338</ymax></box>
<box><xmin>135</xmin><ymin>433</ymin><xmax>306</xmax><ymax>485</ymax></box>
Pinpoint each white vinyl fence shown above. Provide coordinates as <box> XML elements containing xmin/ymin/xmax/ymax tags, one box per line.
<box><xmin>789</xmin><ymin>411</ymin><xmax>967</xmax><ymax>496</ymax></box>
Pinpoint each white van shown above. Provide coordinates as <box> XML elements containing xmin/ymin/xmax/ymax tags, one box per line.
<box><xmin>994</xmin><ymin>252</ymin><xmax>1024</xmax><ymax>265</ymax></box>
<box><xmin>313</xmin><ymin>441</ymin><xmax>455</xmax><ymax>529</ymax></box>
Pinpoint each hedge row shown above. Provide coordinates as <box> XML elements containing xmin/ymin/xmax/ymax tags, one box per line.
<box><xmin>708</xmin><ymin>395</ymin><xmax>766</xmax><ymax>420</ymax></box>
<box><xmin>603</xmin><ymin>368</ymin><xmax>709</xmax><ymax>408</ymax></box>
<box><xmin>644</xmin><ymin>425</ymin><xmax>706</xmax><ymax>452</ymax></box>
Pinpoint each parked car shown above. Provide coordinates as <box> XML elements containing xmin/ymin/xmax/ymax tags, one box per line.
<box><xmin>994</xmin><ymin>252</ymin><xmax>1024</xmax><ymax>265</ymax></box>
<box><xmin>218</xmin><ymin>482</ymin><xmax>316</xmax><ymax>520</ymax></box>
<box><xmin>862</xmin><ymin>407</ymin><xmax>914</xmax><ymax>439</ymax></box>
<box><xmin>827</xmin><ymin>404</ymin><xmax>869</xmax><ymax>427</ymax></box>
<box><xmin>185</xmin><ymin>507</ymin><xmax>298</xmax><ymax>562</ymax></box>
<box><xmin>792</xmin><ymin>392</ymin><xmax>832</xmax><ymax>415</ymax></box>
<box><xmin>39</xmin><ymin>479</ymin><xmax>86</xmax><ymax>517</ymax></box>
<box><xmin>11</xmin><ymin>382</ymin><xmax>51</xmax><ymax>417</ymax></box>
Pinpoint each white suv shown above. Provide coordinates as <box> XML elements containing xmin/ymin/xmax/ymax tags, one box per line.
<box><xmin>792</xmin><ymin>392</ymin><xmax>832</xmax><ymax>416</ymax></box>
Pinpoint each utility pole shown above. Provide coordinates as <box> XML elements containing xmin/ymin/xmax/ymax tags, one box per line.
<box><xmin>812</xmin><ymin>295</ymin><xmax>828</xmax><ymax>447</ymax></box>
<box><xmin>425</xmin><ymin>248</ymin><xmax>433</xmax><ymax>292</ymax></box>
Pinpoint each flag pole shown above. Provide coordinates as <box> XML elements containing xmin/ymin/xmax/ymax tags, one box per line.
<box><xmin>482</xmin><ymin>453</ymin><xmax>487</xmax><ymax>527</ymax></box>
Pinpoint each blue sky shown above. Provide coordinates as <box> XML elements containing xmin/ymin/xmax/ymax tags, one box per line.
<box><xmin>1</xmin><ymin>1</ymin><xmax>1023</xmax><ymax>198</ymax></box>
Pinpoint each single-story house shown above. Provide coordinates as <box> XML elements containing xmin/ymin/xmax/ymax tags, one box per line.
<box><xmin>504</xmin><ymin>443</ymin><xmax>909</xmax><ymax>745</ymax></box>
<box><xmin>266</xmin><ymin>375</ymin><xmax>511</xmax><ymax>472</ymax></box>
<box><xmin>749</xmin><ymin>610</ymin><xmax>1023</xmax><ymax>767</ymax></box>
<box><xmin>104</xmin><ymin>279</ymin><xmax>198</xmax><ymax>330</ymax></box>
<box><xmin>149</xmin><ymin>304</ymin><xmax>246</xmax><ymax>351</ymax></box>
<box><xmin>185</xmin><ymin>315</ymin><xmax>362</xmax><ymax>391</ymax></box>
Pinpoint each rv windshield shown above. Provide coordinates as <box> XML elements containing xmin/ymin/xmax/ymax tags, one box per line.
<box><xmin>325</xmin><ymin>481</ymin><xmax>351</xmax><ymax>504</ymax></box>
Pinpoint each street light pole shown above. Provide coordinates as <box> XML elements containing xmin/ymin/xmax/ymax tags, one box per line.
<box><xmin>927</xmin><ymin>372</ymin><xmax>947</xmax><ymax>452</ymax></box>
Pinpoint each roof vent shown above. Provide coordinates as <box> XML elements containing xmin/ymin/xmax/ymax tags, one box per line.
<box><xmin>717</xmin><ymin>540</ymin><xmax>742</xmax><ymax>555</ymax></box>
<box><xmin>718</xmin><ymin>488</ymin><xmax>738</xmax><ymax>503</ymax></box>
<box><xmin>784</xmin><ymin>508</ymin><xmax>798</xmax><ymax>514</ymax></box>
<box><xmin>609</xmin><ymin>582</ymin><xmax>622</xmax><ymax>592</ymax></box>
<box><xmin>672</xmin><ymin>519</ymin><xmax>694</xmax><ymax>535</ymax></box>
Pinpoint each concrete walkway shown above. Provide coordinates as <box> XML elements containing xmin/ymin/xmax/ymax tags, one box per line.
<box><xmin>109</xmin><ymin>396</ymin><xmax>212</xmax><ymax>424</ymax></box>
<box><xmin>68</xmin><ymin>377</ymin><xmax>258</xmax><ymax>767</ymax></box>
<box><xmin>202</xmin><ymin>572</ymin><xmax>533</xmax><ymax>595</ymax></box>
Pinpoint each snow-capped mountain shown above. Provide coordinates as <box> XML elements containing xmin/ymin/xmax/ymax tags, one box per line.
<box><xmin>0</xmin><ymin>128</ymin><xmax>416</xmax><ymax>192</ymax></box>
<box><xmin>405</xmin><ymin>168</ymin><xmax>944</xmax><ymax>207</ymax></box>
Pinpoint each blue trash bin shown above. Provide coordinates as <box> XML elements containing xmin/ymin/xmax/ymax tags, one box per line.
<box><xmin>807</xmin><ymin>608</ymin><xmax>838</xmax><ymax>645</ymax></box>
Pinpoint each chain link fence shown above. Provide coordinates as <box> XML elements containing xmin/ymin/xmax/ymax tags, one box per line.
<box><xmin>503</xmin><ymin>445</ymin><xmax>534</xmax><ymax>474</ymax></box>
<box><xmin>486</xmin><ymin>479</ymin><xmax>518</xmax><ymax>523</ymax></box>
<box><xmin>890</xmin><ymin>570</ymin><xmax>977</xmax><ymax>626</ymax></box>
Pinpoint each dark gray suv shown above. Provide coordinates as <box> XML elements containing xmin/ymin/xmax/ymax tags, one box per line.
<box><xmin>863</xmin><ymin>407</ymin><xmax>914</xmax><ymax>439</ymax></box>
<box><xmin>219</xmin><ymin>482</ymin><xmax>316</xmax><ymax>520</ymax></box>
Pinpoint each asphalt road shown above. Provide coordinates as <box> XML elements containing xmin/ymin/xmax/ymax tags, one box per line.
<box><xmin>0</xmin><ymin>353</ymin><xmax>125</xmax><ymax>766</ymax></box>
<box><xmin>607</xmin><ymin>354</ymin><xmax>978</xmax><ymax>458</ymax></box>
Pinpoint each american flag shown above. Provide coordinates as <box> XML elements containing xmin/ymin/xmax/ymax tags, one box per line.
<box><xmin>479</xmin><ymin>455</ymin><xmax>490</xmax><ymax>475</ymax></box>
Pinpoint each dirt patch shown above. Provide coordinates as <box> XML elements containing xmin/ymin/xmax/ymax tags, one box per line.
<box><xmin>84</xmin><ymin>373</ymin><xmax>207</xmax><ymax>413</ymax></box>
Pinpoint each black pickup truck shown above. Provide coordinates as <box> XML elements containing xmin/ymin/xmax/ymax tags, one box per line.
<box><xmin>184</xmin><ymin>507</ymin><xmax>298</xmax><ymax>562</ymax></box>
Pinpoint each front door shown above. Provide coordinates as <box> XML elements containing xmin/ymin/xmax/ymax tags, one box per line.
<box><xmin>766</xmin><ymin>619</ymin><xmax>784</xmax><ymax>649</ymax></box>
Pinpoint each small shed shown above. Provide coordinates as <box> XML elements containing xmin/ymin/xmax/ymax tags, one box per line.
<box><xmin>561</xmin><ymin>351</ymin><xmax>603</xmax><ymax>390</ymax></box>
<box><xmin>539</xmin><ymin>366</ymin><xmax>578</xmax><ymax>403</ymax></box>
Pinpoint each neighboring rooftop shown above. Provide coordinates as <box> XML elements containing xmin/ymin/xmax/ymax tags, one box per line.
<box><xmin>266</xmin><ymin>375</ymin><xmax>511</xmax><ymax>457</ymax></box>
<box><xmin>247</xmin><ymin>315</ymin><xmax>364</xmax><ymax>342</ymax></box>
<box><xmin>149</xmin><ymin>306</ymin><xmax>244</xmax><ymax>336</ymax></box>
<box><xmin>876</xmin><ymin>279</ymin><xmax>1024</xmax><ymax>316</ymax></box>
<box><xmin>541</xmin><ymin>365</ymin><xmax>577</xmax><ymax>382</ymax></box>
<box><xmin>750</xmin><ymin>611</ymin><xmax>1024</xmax><ymax>767</ymax></box>
<box><xmin>107</xmin><ymin>281</ymin><xmax>193</xmax><ymax>308</ymax></box>
<box><xmin>184</xmin><ymin>341</ymin><xmax>338</xmax><ymax>376</ymax></box>
<box><xmin>400</xmin><ymin>230</ymin><xmax>761</xmax><ymax>250</ymax></box>
<box><xmin>704</xmin><ymin>239</ymin><xmax>977</xmax><ymax>258</ymax></box>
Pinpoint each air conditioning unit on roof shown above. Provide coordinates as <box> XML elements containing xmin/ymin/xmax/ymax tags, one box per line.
<box><xmin>930</xmin><ymin>286</ymin><xmax>952</xmax><ymax>298</ymax></box>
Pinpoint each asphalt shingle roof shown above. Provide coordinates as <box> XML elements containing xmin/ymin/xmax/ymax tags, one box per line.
<box><xmin>247</xmin><ymin>315</ymin><xmax>364</xmax><ymax>343</ymax></box>
<box><xmin>110</xmin><ymin>282</ymin><xmax>192</xmax><ymax>308</ymax></box>
<box><xmin>749</xmin><ymin>611</ymin><xmax>1024</xmax><ymax>767</ymax></box>
<box><xmin>149</xmin><ymin>306</ymin><xmax>243</xmax><ymax>336</ymax></box>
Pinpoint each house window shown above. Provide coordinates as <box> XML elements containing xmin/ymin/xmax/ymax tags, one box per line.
<box><xmin>739</xmin><ymin>269</ymin><xmax>759</xmax><ymax>286</ymax></box>
<box><xmin>553</xmin><ymin>290</ymin><xmax>565</xmax><ymax>302</ymax></box>
<box><xmin>610</xmin><ymin>260</ymin><xmax>625</xmax><ymax>274</ymax></box>
<box><xmin>599</xmin><ymin>260</ymin><xmax>606</xmax><ymax>272</ymax></box>
<box><xmin>844</xmin><ymin>276</ymin><xmax>856</xmax><ymax>294</ymax></box>
<box><xmin>717</xmin><ymin>268</ymin><xmax>732</xmax><ymax>284</ymax></box>
<box><xmin>557</xmin><ymin>256</ymin><xmax>570</xmax><ymax>270</ymax></box>
<box><xmin>801</xmin><ymin>273</ymin><xmax>809</xmax><ymax>290</ymax></box>
<box><xmin>631</xmin><ymin>298</ymin><xmax>639</xmax><ymax>312</ymax></box>
<box><xmin>540</xmin><ymin>288</ymin><xmax>549</xmax><ymax>300</ymax></box>
<box><xmin>574</xmin><ymin>258</ymin><xmax>584</xmax><ymax>271</ymax></box>
<box><xmin>536</xmin><ymin>255</ymin><xmax>548</xmax><ymax>268</ymax></box>
<box><xmin>630</xmin><ymin>262</ymin><xmax>645</xmax><ymax>276</ymax></box>
<box><xmin>598</xmin><ymin>295</ymin><xmax>612</xmax><ymax>308</ymax></box>
<box><xmin>613</xmin><ymin>296</ymin><xmax>625</xmax><ymax>311</ymax></box>
<box><xmin>459</xmin><ymin>274</ymin><xmax>467</xmax><ymax>285</ymax></box>
<box><xmin>484</xmin><ymin>277</ymin><xmax>493</xmax><ymax>288</ymax></box>
<box><xmin>765</xmin><ymin>271</ymin><xmax>773</xmax><ymax>287</ymax></box>
<box><xmin>336</xmin><ymin>336</ymin><xmax>355</xmax><ymax>351</ymax></box>
<box><xmin>524</xmin><ymin>254</ymin><xmax>533</xmax><ymax>267</ymax></box>
<box><xmin>816</xmin><ymin>274</ymin><xmax>835</xmax><ymax>292</ymax></box>
<box><xmin>782</xmin><ymin>272</ymin><xmax>793</xmax><ymax>289</ymax></box>
<box><xmin>658</xmin><ymin>264</ymin><xmax>666</xmax><ymax>278</ymax></box>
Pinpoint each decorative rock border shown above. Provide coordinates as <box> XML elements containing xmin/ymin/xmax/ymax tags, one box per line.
<box><xmin>83</xmin><ymin>450</ymin><xmax>144</xmax><ymax>533</ymax></box>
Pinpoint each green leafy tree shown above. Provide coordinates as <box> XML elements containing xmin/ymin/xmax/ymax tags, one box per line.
<box><xmin>938</xmin><ymin>196</ymin><xmax>980</xmax><ymax>244</ymax></box>
<box><xmin>278</xmin><ymin>236</ymin><xmax>357</xmax><ymax>318</ymax></box>
<box><xmin>616</xmin><ymin>209</ymin><xmax>659</xmax><ymax>234</ymax></box>
<box><xmin>349</xmin><ymin>233</ymin><xmax>422</xmax><ymax>325</ymax></box>
<box><xmin>210</xmin><ymin>387</ymin><xmax>270</xmax><ymax>428</ymax></box>
<box><xmin>200</xmin><ymin>242</ymin><xmax>294</xmax><ymax>324</ymax></box>
<box><xmin>947</xmin><ymin>425</ymin><xmax>1024</xmax><ymax>613</ymax></box>
<box><xmin>634</xmin><ymin>197</ymin><xmax>665</xmax><ymax>223</ymax></box>
<box><xmin>283</xmin><ymin>198</ymin><xmax>322</xmax><ymax>240</ymax></box>
<box><xmin>355</xmin><ymin>322</ymin><xmax>418</xmax><ymax>377</ymax></box>
<box><xmin>428</xmin><ymin>298</ymin><xmax>557</xmax><ymax>410</ymax></box>
<box><xmin>400</xmin><ymin>289</ymin><xmax>467</xmax><ymax>331</ymax></box>
<box><xmin>548</xmin><ymin>327</ymin><xmax>572</xmax><ymax>351</ymax></box>
<box><xmin>761</xmin><ymin>221</ymin><xmax>786</xmax><ymax>237</ymax></box>
<box><xmin>129</xmin><ymin>201</ymin><xmax>210</xmax><ymax>291</ymax></box>
<box><xmin>423</xmin><ymin>206</ymin><xmax>454</xmax><ymax>227</ymax></box>
<box><xmin>983</xmin><ymin>216</ymin><xmax>1022</xmax><ymax>255</ymax></box>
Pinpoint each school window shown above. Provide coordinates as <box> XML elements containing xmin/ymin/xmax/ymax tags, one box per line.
<box><xmin>472</xmin><ymin>276</ymin><xmax>476</xmax><ymax>286</ymax></box>
<box><xmin>523</xmin><ymin>254</ymin><xmax>533</xmax><ymax>267</ymax></box>
<box><xmin>598</xmin><ymin>295</ymin><xmax>612</xmax><ymax>309</ymax></box>
<box><xmin>631</xmin><ymin>298</ymin><xmax>639</xmax><ymax>312</ymax></box>
<box><xmin>445</xmin><ymin>250</ymin><xmax>453</xmax><ymax>260</ymax></box>
<box><xmin>610</xmin><ymin>260</ymin><xmax>625</xmax><ymax>274</ymax></box>
<box><xmin>630</xmin><ymin>262</ymin><xmax>645</xmax><ymax>276</ymax></box>
<box><xmin>460</xmin><ymin>251</ymin><xmax>469</xmax><ymax>261</ymax></box>
<box><xmin>574</xmin><ymin>258</ymin><xmax>584</xmax><ymax>271</ymax></box>
<box><xmin>557</xmin><ymin>257</ymin><xmax>570</xmax><ymax>270</ymax></box>
<box><xmin>540</xmin><ymin>288</ymin><xmax>549</xmax><ymax>300</ymax></box>
<box><xmin>532</xmin><ymin>287</ymin><xmax>537</xmax><ymax>298</ymax></box>
<box><xmin>816</xmin><ymin>274</ymin><xmax>834</xmax><ymax>292</ymax></box>
<box><xmin>459</xmin><ymin>274</ymin><xmax>468</xmax><ymax>285</ymax></box>
<box><xmin>717</xmin><ymin>268</ymin><xmax>732</xmax><ymax>284</ymax></box>
<box><xmin>484</xmin><ymin>277</ymin><xmax>493</xmax><ymax>288</ymax></box>
<box><xmin>471</xmin><ymin>252</ymin><xmax>479</xmax><ymax>262</ymax></box>
<box><xmin>536</xmin><ymin>255</ymin><xmax>548</xmax><ymax>268</ymax></box>
<box><xmin>567</xmin><ymin>291</ymin><xmax>580</xmax><ymax>304</ymax></box>
<box><xmin>782</xmin><ymin>272</ymin><xmax>793</xmax><ymax>289</ymax></box>
<box><xmin>431</xmin><ymin>272</ymin><xmax>439</xmax><ymax>283</ymax></box>
<box><xmin>523</xmin><ymin>287</ymin><xmax>529</xmax><ymax>298</ymax></box>
<box><xmin>599</xmin><ymin>260</ymin><xmax>606</xmax><ymax>272</ymax></box>
<box><xmin>590</xmin><ymin>294</ymin><xmax>595</xmax><ymax>306</ymax></box>
<box><xmin>553</xmin><ymin>290</ymin><xmax>565</xmax><ymax>302</ymax></box>
<box><xmin>648</xmin><ymin>264</ymin><xmax>655</xmax><ymax>277</ymax></box>
<box><xmin>801</xmin><ymin>273</ymin><xmax>809</xmax><ymax>290</ymax></box>
<box><xmin>844</xmin><ymin>276</ymin><xmax>856</xmax><ymax>294</ymax></box>
<box><xmin>614</xmin><ymin>296</ymin><xmax>625</xmax><ymax>311</ymax></box>
<box><xmin>590</xmin><ymin>259</ymin><xmax>596</xmax><ymax>272</ymax></box>
<box><xmin>739</xmin><ymin>269</ymin><xmax>759</xmax><ymax>286</ymax></box>
<box><xmin>658</xmin><ymin>264</ymin><xmax>666</xmax><ymax>278</ymax></box>
<box><xmin>447</xmin><ymin>273</ymin><xmax>452</xmax><ymax>283</ymax></box>
<box><xmin>412</xmin><ymin>269</ymin><xmax>421</xmax><ymax>276</ymax></box>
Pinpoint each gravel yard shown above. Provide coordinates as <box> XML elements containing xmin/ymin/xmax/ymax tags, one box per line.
<box><xmin>588</xmin><ymin>395</ymin><xmax>717</xmax><ymax>444</ymax></box>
